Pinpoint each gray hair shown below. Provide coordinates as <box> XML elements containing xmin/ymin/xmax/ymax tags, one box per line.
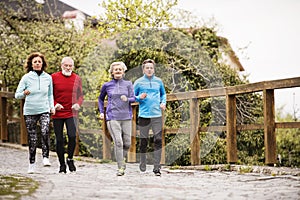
<box><xmin>61</xmin><ymin>57</ymin><xmax>74</xmax><ymax>65</ymax></box>
<box><xmin>108</xmin><ymin>61</ymin><xmax>127</xmax><ymax>74</ymax></box>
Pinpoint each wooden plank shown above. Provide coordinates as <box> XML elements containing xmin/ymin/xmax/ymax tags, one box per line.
<box><xmin>164</xmin><ymin>127</ymin><xmax>189</xmax><ymax>134</ymax></box>
<box><xmin>190</xmin><ymin>98</ymin><xmax>200</xmax><ymax>165</ymax></box>
<box><xmin>160</xmin><ymin>110</ymin><xmax>166</xmax><ymax>165</ymax></box>
<box><xmin>275</xmin><ymin>122</ymin><xmax>300</xmax><ymax>129</ymax></box>
<box><xmin>237</xmin><ymin>124</ymin><xmax>264</xmax><ymax>131</ymax></box>
<box><xmin>226</xmin><ymin>95</ymin><xmax>238</xmax><ymax>163</ymax></box>
<box><xmin>196</xmin><ymin>87</ymin><xmax>226</xmax><ymax>98</ymax></box>
<box><xmin>167</xmin><ymin>76</ymin><xmax>300</xmax><ymax>100</ymax></box>
<box><xmin>102</xmin><ymin>112</ymin><xmax>112</xmax><ymax>160</ymax></box>
<box><xmin>263</xmin><ymin>76</ymin><xmax>300</xmax><ymax>90</ymax></box>
<box><xmin>226</xmin><ymin>76</ymin><xmax>300</xmax><ymax>95</ymax></box>
<box><xmin>167</xmin><ymin>91</ymin><xmax>197</xmax><ymax>101</ymax></box>
<box><xmin>74</xmin><ymin>118</ymin><xmax>80</xmax><ymax>156</ymax></box>
<box><xmin>82</xmin><ymin>100</ymin><xmax>98</xmax><ymax>108</ymax></box>
<box><xmin>199</xmin><ymin>126</ymin><xmax>226</xmax><ymax>132</ymax></box>
<box><xmin>0</xmin><ymin>97</ymin><xmax>8</xmax><ymax>141</ymax></box>
<box><xmin>162</xmin><ymin>124</ymin><xmax>266</xmax><ymax>134</ymax></box>
<box><xmin>263</xmin><ymin>89</ymin><xmax>276</xmax><ymax>165</ymax></box>
<box><xmin>0</xmin><ymin>91</ymin><xmax>15</xmax><ymax>98</ymax></box>
<box><xmin>79</xmin><ymin>129</ymin><xmax>102</xmax><ymax>135</ymax></box>
<box><xmin>20</xmin><ymin>100</ymin><xmax>27</xmax><ymax>145</ymax></box>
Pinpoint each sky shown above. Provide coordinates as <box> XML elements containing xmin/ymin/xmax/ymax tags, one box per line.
<box><xmin>60</xmin><ymin>0</ymin><xmax>300</xmax><ymax>116</ymax></box>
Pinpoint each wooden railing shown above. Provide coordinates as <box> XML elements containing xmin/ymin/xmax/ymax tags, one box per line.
<box><xmin>1</xmin><ymin>76</ymin><xmax>300</xmax><ymax>165</ymax></box>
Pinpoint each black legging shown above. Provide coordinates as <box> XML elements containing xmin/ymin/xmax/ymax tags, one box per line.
<box><xmin>24</xmin><ymin>113</ymin><xmax>50</xmax><ymax>164</ymax></box>
<box><xmin>53</xmin><ymin>117</ymin><xmax>77</xmax><ymax>165</ymax></box>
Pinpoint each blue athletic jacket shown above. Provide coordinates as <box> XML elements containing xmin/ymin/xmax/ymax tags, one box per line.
<box><xmin>15</xmin><ymin>71</ymin><xmax>54</xmax><ymax>115</ymax></box>
<box><xmin>134</xmin><ymin>74</ymin><xmax>166</xmax><ymax>118</ymax></box>
<box><xmin>98</xmin><ymin>78</ymin><xmax>135</xmax><ymax>121</ymax></box>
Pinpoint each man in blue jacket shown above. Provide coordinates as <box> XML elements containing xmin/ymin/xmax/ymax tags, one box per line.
<box><xmin>134</xmin><ymin>59</ymin><xmax>166</xmax><ymax>176</ymax></box>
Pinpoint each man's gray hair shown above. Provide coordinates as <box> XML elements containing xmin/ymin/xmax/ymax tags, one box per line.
<box><xmin>61</xmin><ymin>57</ymin><xmax>74</xmax><ymax>65</ymax></box>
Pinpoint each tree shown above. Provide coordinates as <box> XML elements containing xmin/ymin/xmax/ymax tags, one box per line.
<box><xmin>0</xmin><ymin>0</ymin><xmax>99</xmax><ymax>90</ymax></box>
<box><xmin>98</xmin><ymin>0</ymin><xmax>178</xmax><ymax>34</ymax></box>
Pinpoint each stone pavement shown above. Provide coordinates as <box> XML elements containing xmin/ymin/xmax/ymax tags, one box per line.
<box><xmin>0</xmin><ymin>143</ymin><xmax>299</xmax><ymax>200</ymax></box>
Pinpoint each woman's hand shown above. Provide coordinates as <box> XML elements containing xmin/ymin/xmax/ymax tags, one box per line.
<box><xmin>23</xmin><ymin>89</ymin><xmax>30</xmax><ymax>96</ymax></box>
<box><xmin>99</xmin><ymin>113</ymin><xmax>104</xmax><ymax>120</ymax></box>
<box><xmin>140</xmin><ymin>93</ymin><xmax>147</xmax><ymax>99</ymax></box>
<box><xmin>120</xmin><ymin>95</ymin><xmax>128</xmax><ymax>101</ymax></box>
<box><xmin>50</xmin><ymin>108</ymin><xmax>56</xmax><ymax>115</ymax></box>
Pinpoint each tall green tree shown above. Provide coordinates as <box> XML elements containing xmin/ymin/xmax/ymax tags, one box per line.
<box><xmin>98</xmin><ymin>0</ymin><xmax>177</xmax><ymax>34</ymax></box>
<box><xmin>0</xmin><ymin>0</ymin><xmax>99</xmax><ymax>91</ymax></box>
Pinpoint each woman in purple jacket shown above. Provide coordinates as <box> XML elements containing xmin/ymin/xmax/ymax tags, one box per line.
<box><xmin>98</xmin><ymin>61</ymin><xmax>135</xmax><ymax>176</ymax></box>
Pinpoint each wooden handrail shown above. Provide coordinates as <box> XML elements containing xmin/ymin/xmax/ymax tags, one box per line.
<box><xmin>1</xmin><ymin>76</ymin><xmax>299</xmax><ymax>165</ymax></box>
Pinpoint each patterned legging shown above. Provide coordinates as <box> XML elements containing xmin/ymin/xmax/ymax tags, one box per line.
<box><xmin>24</xmin><ymin>113</ymin><xmax>50</xmax><ymax>164</ymax></box>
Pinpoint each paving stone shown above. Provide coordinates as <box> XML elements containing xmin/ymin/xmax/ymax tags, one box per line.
<box><xmin>0</xmin><ymin>144</ymin><xmax>299</xmax><ymax>200</ymax></box>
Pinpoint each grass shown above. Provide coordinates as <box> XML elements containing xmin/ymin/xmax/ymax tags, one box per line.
<box><xmin>0</xmin><ymin>174</ymin><xmax>38</xmax><ymax>199</ymax></box>
<box><xmin>238</xmin><ymin>166</ymin><xmax>253</xmax><ymax>174</ymax></box>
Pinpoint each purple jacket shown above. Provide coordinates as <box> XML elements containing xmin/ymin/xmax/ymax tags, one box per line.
<box><xmin>98</xmin><ymin>79</ymin><xmax>135</xmax><ymax>121</ymax></box>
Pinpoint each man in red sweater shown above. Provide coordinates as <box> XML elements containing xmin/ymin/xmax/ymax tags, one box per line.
<box><xmin>52</xmin><ymin>57</ymin><xmax>84</xmax><ymax>173</ymax></box>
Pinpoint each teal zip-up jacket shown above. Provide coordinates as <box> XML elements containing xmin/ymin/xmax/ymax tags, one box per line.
<box><xmin>134</xmin><ymin>74</ymin><xmax>166</xmax><ymax>118</ymax></box>
<box><xmin>15</xmin><ymin>71</ymin><xmax>54</xmax><ymax>115</ymax></box>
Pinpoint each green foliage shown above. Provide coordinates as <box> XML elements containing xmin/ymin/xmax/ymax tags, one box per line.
<box><xmin>276</xmin><ymin>109</ymin><xmax>300</xmax><ymax>167</ymax></box>
<box><xmin>165</xmin><ymin>133</ymin><xmax>190</xmax><ymax>166</ymax></box>
<box><xmin>238</xmin><ymin>166</ymin><xmax>253</xmax><ymax>174</ymax></box>
<box><xmin>203</xmin><ymin>165</ymin><xmax>212</xmax><ymax>171</ymax></box>
<box><xmin>0</xmin><ymin>1</ymin><xmax>99</xmax><ymax>91</ymax></box>
<box><xmin>200</xmin><ymin>134</ymin><xmax>227</xmax><ymax>165</ymax></box>
<box><xmin>237</xmin><ymin>135</ymin><xmax>265</xmax><ymax>166</ymax></box>
<box><xmin>99</xmin><ymin>0</ymin><xmax>177</xmax><ymax>33</ymax></box>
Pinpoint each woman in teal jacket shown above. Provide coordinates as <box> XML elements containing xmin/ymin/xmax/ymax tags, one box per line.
<box><xmin>15</xmin><ymin>52</ymin><xmax>55</xmax><ymax>173</ymax></box>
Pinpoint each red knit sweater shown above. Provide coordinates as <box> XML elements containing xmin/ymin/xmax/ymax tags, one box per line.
<box><xmin>51</xmin><ymin>71</ymin><xmax>84</xmax><ymax>119</ymax></box>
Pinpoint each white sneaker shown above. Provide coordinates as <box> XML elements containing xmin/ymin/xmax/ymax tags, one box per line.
<box><xmin>28</xmin><ymin>163</ymin><xmax>35</xmax><ymax>174</ymax></box>
<box><xmin>43</xmin><ymin>157</ymin><xmax>51</xmax><ymax>166</ymax></box>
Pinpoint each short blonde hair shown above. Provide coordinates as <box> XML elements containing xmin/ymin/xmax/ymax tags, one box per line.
<box><xmin>142</xmin><ymin>59</ymin><xmax>155</xmax><ymax>69</ymax></box>
<box><xmin>108</xmin><ymin>61</ymin><xmax>127</xmax><ymax>74</ymax></box>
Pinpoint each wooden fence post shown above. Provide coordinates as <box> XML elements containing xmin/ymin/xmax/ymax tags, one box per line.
<box><xmin>190</xmin><ymin>98</ymin><xmax>200</xmax><ymax>165</ymax></box>
<box><xmin>161</xmin><ymin>109</ymin><xmax>165</xmax><ymax>165</ymax></box>
<box><xmin>128</xmin><ymin>105</ymin><xmax>137</xmax><ymax>162</ymax></box>
<box><xmin>102</xmin><ymin>114</ymin><xmax>112</xmax><ymax>160</ymax></box>
<box><xmin>263</xmin><ymin>89</ymin><xmax>276</xmax><ymax>165</ymax></box>
<box><xmin>226</xmin><ymin>94</ymin><xmax>238</xmax><ymax>163</ymax></box>
<box><xmin>0</xmin><ymin>96</ymin><xmax>8</xmax><ymax>141</ymax></box>
<box><xmin>20</xmin><ymin>100</ymin><xmax>28</xmax><ymax>145</ymax></box>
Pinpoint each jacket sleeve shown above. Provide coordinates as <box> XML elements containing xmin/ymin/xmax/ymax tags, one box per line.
<box><xmin>76</xmin><ymin>75</ymin><xmax>84</xmax><ymax>106</ymax></box>
<box><xmin>15</xmin><ymin>75</ymin><xmax>26</xmax><ymax>99</ymax></box>
<box><xmin>133</xmin><ymin>81</ymin><xmax>141</xmax><ymax>102</ymax></box>
<box><xmin>48</xmin><ymin>76</ymin><xmax>55</xmax><ymax>109</ymax></box>
<box><xmin>127</xmin><ymin>82</ymin><xmax>136</xmax><ymax>103</ymax></box>
<box><xmin>160</xmin><ymin>81</ymin><xmax>167</xmax><ymax>104</ymax></box>
<box><xmin>98</xmin><ymin>84</ymin><xmax>107</xmax><ymax>114</ymax></box>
